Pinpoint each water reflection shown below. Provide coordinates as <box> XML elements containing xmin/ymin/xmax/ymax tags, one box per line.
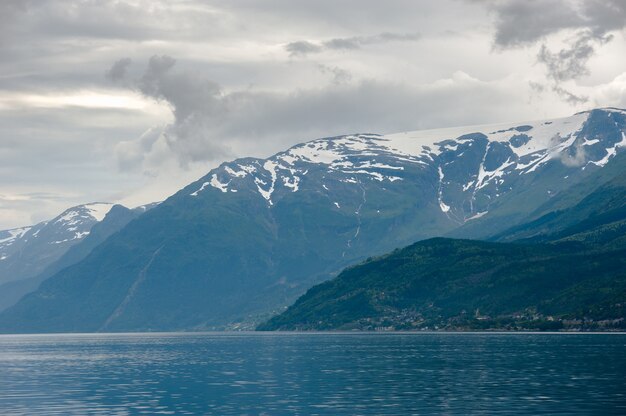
<box><xmin>0</xmin><ymin>332</ymin><xmax>624</xmax><ymax>415</ymax></box>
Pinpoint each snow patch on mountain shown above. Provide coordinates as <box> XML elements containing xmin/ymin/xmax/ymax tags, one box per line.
<box><xmin>0</xmin><ymin>227</ymin><xmax>32</xmax><ymax>245</ymax></box>
<box><xmin>476</xmin><ymin>157</ymin><xmax>516</xmax><ymax>190</ymax></box>
<box><xmin>437</xmin><ymin>166</ymin><xmax>450</xmax><ymax>214</ymax></box>
<box><xmin>589</xmin><ymin>131</ymin><xmax>626</xmax><ymax>168</ymax></box>
<box><xmin>466</xmin><ymin>211</ymin><xmax>488</xmax><ymax>221</ymax></box>
<box><xmin>210</xmin><ymin>174</ymin><xmax>230</xmax><ymax>193</ymax></box>
<box><xmin>84</xmin><ymin>203</ymin><xmax>115</xmax><ymax>222</ymax></box>
<box><xmin>55</xmin><ymin>203</ymin><xmax>114</xmax><ymax>226</ymax></box>
<box><xmin>191</xmin><ymin>182</ymin><xmax>210</xmax><ymax>196</ymax></box>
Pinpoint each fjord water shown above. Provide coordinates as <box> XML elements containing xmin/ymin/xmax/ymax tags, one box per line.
<box><xmin>0</xmin><ymin>333</ymin><xmax>624</xmax><ymax>415</ymax></box>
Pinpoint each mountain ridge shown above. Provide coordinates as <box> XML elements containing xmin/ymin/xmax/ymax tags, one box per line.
<box><xmin>0</xmin><ymin>107</ymin><xmax>624</xmax><ymax>333</ymax></box>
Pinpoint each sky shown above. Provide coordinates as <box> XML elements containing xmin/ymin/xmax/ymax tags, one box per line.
<box><xmin>0</xmin><ymin>0</ymin><xmax>625</xmax><ymax>229</ymax></box>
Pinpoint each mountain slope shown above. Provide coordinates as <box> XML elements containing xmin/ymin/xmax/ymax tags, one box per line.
<box><xmin>1</xmin><ymin>108</ymin><xmax>625</xmax><ymax>333</ymax></box>
<box><xmin>490</xmin><ymin>161</ymin><xmax>626</xmax><ymax>247</ymax></box>
<box><xmin>257</xmin><ymin>238</ymin><xmax>626</xmax><ymax>331</ymax></box>
<box><xmin>448</xmin><ymin>109</ymin><xmax>626</xmax><ymax>239</ymax></box>
<box><xmin>0</xmin><ymin>205</ymin><xmax>149</xmax><ymax>312</ymax></box>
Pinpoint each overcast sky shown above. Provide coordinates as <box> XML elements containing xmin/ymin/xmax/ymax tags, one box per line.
<box><xmin>1</xmin><ymin>0</ymin><xmax>625</xmax><ymax>228</ymax></box>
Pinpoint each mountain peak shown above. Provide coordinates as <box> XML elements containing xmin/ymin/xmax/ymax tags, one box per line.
<box><xmin>0</xmin><ymin>202</ymin><xmax>117</xmax><ymax>284</ymax></box>
<box><xmin>54</xmin><ymin>202</ymin><xmax>115</xmax><ymax>227</ymax></box>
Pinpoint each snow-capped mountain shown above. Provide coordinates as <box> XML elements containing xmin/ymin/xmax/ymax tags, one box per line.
<box><xmin>192</xmin><ymin>108</ymin><xmax>625</xmax><ymax>227</ymax></box>
<box><xmin>0</xmin><ymin>203</ymin><xmax>160</xmax><ymax>313</ymax></box>
<box><xmin>1</xmin><ymin>108</ymin><xmax>624</xmax><ymax>333</ymax></box>
<box><xmin>0</xmin><ymin>203</ymin><xmax>115</xmax><ymax>285</ymax></box>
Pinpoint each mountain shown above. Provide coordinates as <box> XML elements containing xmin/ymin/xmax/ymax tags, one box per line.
<box><xmin>0</xmin><ymin>203</ymin><xmax>116</xmax><ymax>286</ymax></box>
<box><xmin>0</xmin><ymin>204</ymin><xmax>152</xmax><ymax>312</ymax></box>
<box><xmin>0</xmin><ymin>108</ymin><xmax>624</xmax><ymax>333</ymax></box>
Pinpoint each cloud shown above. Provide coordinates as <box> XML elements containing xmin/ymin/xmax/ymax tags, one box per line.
<box><xmin>487</xmin><ymin>0</ymin><xmax>626</xmax><ymax>48</ymax></box>
<box><xmin>316</xmin><ymin>64</ymin><xmax>352</xmax><ymax>85</ymax></box>
<box><xmin>131</xmin><ymin>55</ymin><xmax>231</xmax><ymax>165</ymax></box>
<box><xmin>113</xmin><ymin>57</ymin><xmax>534</xmax><ymax>173</ymax></box>
<box><xmin>489</xmin><ymin>0</ymin><xmax>584</xmax><ymax>48</ymax></box>
<box><xmin>478</xmin><ymin>0</ymin><xmax>626</xmax><ymax>104</ymax></box>
<box><xmin>115</xmin><ymin>126</ymin><xmax>162</xmax><ymax>172</ymax></box>
<box><xmin>0</xmin><ymin>191</ymin><xmax>83</xmax><ymax>228</ymax></box>
<box><xmin>589</xmin><ymin>72</ymin><xmax>626</xmax><ymax>108</ymax></box>
<box><xmin>535</xmin><ymin>28</ymin><xmax>612</xmax><ymax>104</ymax></box>
<box><xmin>105</xmin><ymin>58</ymin><xmax>132</xmax><ymax>82</ymax></box>
<box><xmin>546</xmin><ymin>132</ymin><xmax>588</xmax><ymax>166</ymax></box>
<box><xmin>285</xmin><ymin>32</ymin><xmax>421</xmax><ymax>57</ymax></box>
<box><xmin>559</xmin><ymin>141</ymin><xmax>588</xmax><ymax>167</ymax></box>
<box><xmin>285</xmin><ymin>41</ymin><xmax>323</xmax><ymax>57</ymax></box>
<box><xmin>2</xmin><ymin>0</ymin><xmax>624</xmax><ymax>228</ymax></box>
<box><xmin>582</xmin><ymin>0</ymin><xmax>626</xmax><ymax>34</ymax></box>
<box><xmin>551</xmin><ymin>84</ymin><xmax>588</xmax><ymax>105</ymax></box>
<box><xmin>376</xmin><ymin>32</ymin><xmax>422</xmax><ymax>41</ymax></box>
<box><xmin>537</xmin><ymin>33</ymin><xmax>598</xmax><ymax>82</ymax></box>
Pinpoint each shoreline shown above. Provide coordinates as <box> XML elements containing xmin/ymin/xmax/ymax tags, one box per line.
<box><xmin>1</xmin><ymin>330</ymin><xmax>625</xmax><ymax>337</ymax></box>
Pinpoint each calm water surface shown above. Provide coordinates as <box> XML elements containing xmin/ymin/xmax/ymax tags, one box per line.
<box><xmin>0</xmin><ymin>332</ymin><xmax>624</xmax><ymax>415</ymax></box>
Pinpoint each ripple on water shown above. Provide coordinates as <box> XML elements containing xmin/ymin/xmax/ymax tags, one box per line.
<box><xmin>0</xmin><ymin>333</ymin><xmax>625</xmax><ymax>415</ymax></box>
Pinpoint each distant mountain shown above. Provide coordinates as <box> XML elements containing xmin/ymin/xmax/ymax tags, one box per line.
<box><xmin>0</xmin><ymin>108</ymin><xmax>625</xmax><ymax>333</ymax></box>
<box><xmin>0</xmin><ymin>204</ymin><xmax>154</xmax><ymax>312</ymax></box>
<box><xmin>0</xmin><ymin>203</ymin><xmax>116</xmax><ymax>286</ymax></box>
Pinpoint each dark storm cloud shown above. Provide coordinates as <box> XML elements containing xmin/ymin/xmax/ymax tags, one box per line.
<box><xmin>285</xmin><ymin>32</ymin><xmax>421</xmax><ymax>57</ymax></box>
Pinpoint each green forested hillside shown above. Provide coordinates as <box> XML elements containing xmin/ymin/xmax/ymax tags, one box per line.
<box><xmin>258</xmin><ymin>237</ymin><xmax>626</xmax><ymax>331</ymax></box>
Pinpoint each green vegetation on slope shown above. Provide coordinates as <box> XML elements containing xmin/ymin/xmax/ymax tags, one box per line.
<box><xmin>258</xmin><ymin>238</ymin><xmax>626</xmax><ymax>331</ymax></box>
